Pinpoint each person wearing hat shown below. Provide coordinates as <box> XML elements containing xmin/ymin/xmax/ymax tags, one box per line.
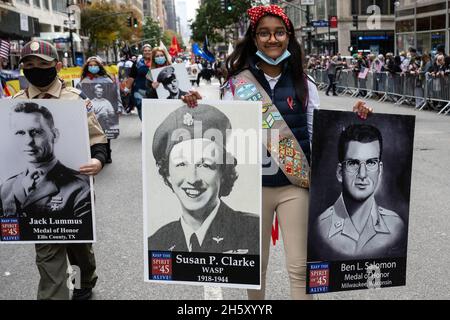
<box><xmin>78</xmin><ymin>56</ymin><xmax>122</xmax><ymax>163</ymax></box>
<box><xmin>156</xmin><ymin>66</ymin><xmax>188</xmax><ymax>99</ymax></box>
<box><xmin>12</xmin><ymin>40</ymin><xmax>108</xmax><ymax>300</ymax></box>
<box><xmin>148</xmin><ymin>104</ymin><xmax>259</xmax><ymax>254</ymax></box>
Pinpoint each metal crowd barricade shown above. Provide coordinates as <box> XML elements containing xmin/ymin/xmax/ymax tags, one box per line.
<box><xmin>308</xmin><ymin>68</ymin><xmax>450</xmax><ymax>116</ymax></box>
<box><xmin>426</xmin><ymin>75</ymin><xmax>450</xmax><ymax>114</ymax></box>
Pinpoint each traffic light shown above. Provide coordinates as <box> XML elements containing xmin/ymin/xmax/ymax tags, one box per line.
<box><xmin>126</xmin><ymin>16</ymin><xmax>132</xmax><ymax>27</ymax></box>
<box><xmin>227</xmin><ymin>0</ymin><xmax>232</xmax><ymax>11</ymax></box>
<box><xmin>352</xmin><ymin>15</ymin><xmax>358</xmax><ymax>28</ymax></box>
<box><xmin>133</xmin><ymin>18</ymin><xmax>138</xmax><ymax>28</ymax></box>
<box><xmin>220</xmin><ymin>0</ymin><xmax>232</xmax><ymax>12</ymax></box>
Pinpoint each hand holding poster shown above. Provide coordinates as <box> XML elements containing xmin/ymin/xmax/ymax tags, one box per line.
<box><xmin>143</xmin><ymin>100</ymin><xmax>262</xmax><ymax>288</ymax></box>
<box><xmin>0</xmin><ymin>99</ymin><xmax>96</xmax><ymax>243</ymax></box>
<box><xmin>151</xmin><ymin>64</ymin><xmax>192</xmax><ymax>99</ymax></box>
<box><xmin>307</xmin><ymin>110</ymin><xmax>415</xmax><ymax>293</ymax></box>
<box><xmin>81</xmin><ymin>83</ymin><xmax>120</xmax><ymax>139</ymax></box>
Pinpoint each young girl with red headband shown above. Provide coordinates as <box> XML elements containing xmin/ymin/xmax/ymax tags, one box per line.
<box><xmin>182</xmin><ymin>4</ymin><xmax>372</xmax><ymax>300</ymax></box>
<box><xmin>223</xmin><ymin>4</ymin><xmax>373</xmax><ymax>300</ymax></box>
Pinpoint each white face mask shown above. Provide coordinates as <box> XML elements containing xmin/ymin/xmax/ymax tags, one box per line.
<box><xmin>256</xmin><ymin>49</ymin><xmax>291</xmax><ymax>66</ymax></box>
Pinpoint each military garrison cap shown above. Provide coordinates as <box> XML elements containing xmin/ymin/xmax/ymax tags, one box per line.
<box><xmin>157</xmin><ymin>66</ymin><xmax>176</xmax><ymax>85</ymax></box>
<box><xmin>20</xmin><ymin>40</ymin><xmax>59</xmax><ymax>63</ymax></box>
<box><xmin>152</xmin><ymin>104</ymin><xmax>232</xmax><ymax>164</ymax></box>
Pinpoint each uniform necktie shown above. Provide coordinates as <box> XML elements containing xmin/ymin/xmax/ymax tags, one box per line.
<box><xmin>190</xmin><ymin>233</ymin><xmax>201</xmax><ymax>252</ymax></box>
<box><xmin>25</xmin><ymin>170</ymin><xmax>41</xmax><ymax>195</ymax></box>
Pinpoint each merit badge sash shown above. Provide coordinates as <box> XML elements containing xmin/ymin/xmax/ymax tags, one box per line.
<box><xmin>230</xmin><ymin>70</ymin><xmax>310</xmax><ymax>188</ymax></box>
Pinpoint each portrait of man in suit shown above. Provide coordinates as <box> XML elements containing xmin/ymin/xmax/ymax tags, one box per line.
<box><xmin>156</xmin><ymin>66</ymin><xmax>188</xmax><ymax>99</ymax></box>
<box><xmin>148</xmin><ymin>104</ymin><xmax>259</xmax><ymax>255</ymax></box>
<box><xmin>0</xmin><ymin>102</ymin><xmax>91</xmax><ymax>218</ymax></box>
<box><xmin>313</xmin><ymin>124</ymin><xmax>406</xmax><ymax>260</ymax></box>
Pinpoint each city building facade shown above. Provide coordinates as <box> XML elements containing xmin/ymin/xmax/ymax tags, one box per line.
<box><xmin>283</xmin><ymin>0</ymin><xmax>396</xmax><ymax>55</ymax></box>
<box><xmin>0</xmin><ymin>0</ymin><xmax>84</xmax><ymax>67</ymax></box>
<box><xmin>395</xmin><ymin>0</ymin><xmax>449</xmax><ymax>54</ymax></box>
<box><xmin>164</xmin><ymin>0</ymin><xmax>177</xmax><ymax>31</ymax></box>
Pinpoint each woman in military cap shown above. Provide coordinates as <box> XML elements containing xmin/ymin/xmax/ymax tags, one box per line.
<box><xmin>148</xmin><ymin>103</ymin><xmax>259</xmax><ymax>255</ymax></box>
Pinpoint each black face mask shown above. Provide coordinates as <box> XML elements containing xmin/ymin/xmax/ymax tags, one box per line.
<box><xmin>23</xmin><ymin>67</ymin><xmax>57</xmax><ymax>88</ymax></box>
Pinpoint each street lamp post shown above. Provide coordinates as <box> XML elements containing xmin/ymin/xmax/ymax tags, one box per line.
<box><xmin>66</xmin><ymin>0</ymin><xmax>77</xmax><ymax>66</ymax></box>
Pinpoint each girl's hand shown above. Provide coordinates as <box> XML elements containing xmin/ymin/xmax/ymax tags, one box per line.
<box><xmin>152</xmin><ymin>81</ymin><xmax>159</xmax><ymax>89</ymax></box>
<box><xmin>353</xmin><ymin>100</ymin><xmax>373</xmax><ymax>120</ymax></box>
<box><xmin>181</xmin><ymin>90</ymin><xmax>202</xmax><ymax>108</ymax></box>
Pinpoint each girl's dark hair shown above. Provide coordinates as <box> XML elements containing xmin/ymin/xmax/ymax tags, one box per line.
<box><xmin>81</xmin><ymin>61</ymin><xmax>112</xmax><ymax>80</ymax></box>
<box><xmin>226</xmin><ymin>14</ymin><xmax>308</xmax><ymax>107</ymax></box>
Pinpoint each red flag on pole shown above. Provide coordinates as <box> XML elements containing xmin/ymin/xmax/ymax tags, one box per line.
<box><xmin>169</xmin><ymin>36</ymin><xmax>182</xmax><ymax>57</ymax></box>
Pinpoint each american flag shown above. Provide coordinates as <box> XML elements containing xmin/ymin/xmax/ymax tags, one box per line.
<box><xmin>0</xmin><ymin>39</ymin><xmax>10</xmax><ymax>60</ymax></box>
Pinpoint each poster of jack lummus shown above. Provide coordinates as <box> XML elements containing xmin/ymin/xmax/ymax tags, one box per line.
<box><xmin>306</xmin><ymin>110</ymin><xmax>415</xmax><ymax>293</ymax></box>
<box><xmin>0</xmin><ymin>99</ymin><xmax>96</xmax><ymax>243</ymax></box>
<box><xmin>80</xmin><ymin>82</ymin><xmax>120</xmax><ymax>139</ymax></box>
<box><xmin>143</xmin><ymin>100</ymin><xmax>262</xmax><ymax>289</ymax></box>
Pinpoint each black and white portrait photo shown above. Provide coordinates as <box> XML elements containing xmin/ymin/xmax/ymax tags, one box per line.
<box><xmin>81</xmin><ymin>83</ymin><xmax>120</xmax><ymax>139</ymax></box>
<box><xmin>306</xmin><ymin>110</ymin><xmax>415</xmax><ymax>293</ymax></box>
<box><xmin>0</xmin><ymin>100</ymin><xmax>95</xmax><ymax>243</ymax></box>
<box><xmin>152</xmin><ymin>63</ymin><xmax>191</xmax><ymax>100</ymax></box>
<box><xmin>143</xmin><ymin>100</ymin><xmax>262</xmax><ymax>288</ymax></box>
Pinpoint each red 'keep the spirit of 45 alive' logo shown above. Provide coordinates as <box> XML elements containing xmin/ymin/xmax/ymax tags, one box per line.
<box><xmin>1</xmin><ymin>218</ymin><xmax>20</xmax><ymax>241</ymax></box>
<box><xmin>309</xmin><ymin>268</ymin><xmax>329</xmax><ymax>288</ymax></box>
<box><xmin>151</xmin><ymin>252</ymin><xmax>172</xmax><ymax>280</ymax></box>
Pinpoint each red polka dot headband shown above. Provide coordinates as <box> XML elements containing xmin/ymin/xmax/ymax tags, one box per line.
<box><xmin>247</xmin><ymin>5</ymin><xmax>291</xmax><ymax>31</ymax></box>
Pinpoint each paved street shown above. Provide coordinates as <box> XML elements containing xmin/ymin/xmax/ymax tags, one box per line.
<box><xmin>1</xmin><ymin>79</ymin><xmax>449</xmax><ymax>300</ymax></box>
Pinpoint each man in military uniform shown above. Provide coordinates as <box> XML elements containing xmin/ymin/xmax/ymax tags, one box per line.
<box><xmin>148</xmin><ymin>104</ymin><xmax>259</xmax><ymax>255</ymax></box>
<box><xmin>11</xmin><ymin>40</ymin><xmax>108</xmax><ymax>300</ymax></box>
<box><xmin>156</xmin><ymin>66</ymin><xmax>188</xmax><ymax>99</ymax></box>
<box><xmin>0</xmin><ymin>102</ymin><xmax>91</xmax><ymax>219</ymax></box>
<box><xmin>314</xmin><ymin>124</ymin><xmax>406</xmax><ymax>260</ymax></box>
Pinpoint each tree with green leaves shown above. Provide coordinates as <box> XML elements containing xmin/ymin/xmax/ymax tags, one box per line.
<box><xmin>142</xmin><ymin>17</ymin><xmax>162</xmax><ymax>47</ymax></box>
<box><xmin>190</xmin><ymin>0</ymin><xmax>252</xmax><ymax>44</ymax></box>
<box><xmin>80</xmin><ymin>0</ymin><xmax>142</xmax><ymax>57</ymax></box>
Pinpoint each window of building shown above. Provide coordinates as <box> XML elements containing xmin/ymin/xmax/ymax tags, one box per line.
<box><xmin>416</xmin><ymin>3</ymin><xmax>446</xmax><ymax>14</ymax></box>
<box><xmin>416</xmin><ymin>32</ymin><xmax>431</xmax><ymax>54</ymax></box>
<box><xmin>431</xmin><ymin>31</ymin><xmax>446</xmax><ymax>52</ymax></box>
<box><xmin>431</xmin><ymin>15</ymin><xmax>446</xmax><ymax>30</ymax></box>
<box><xmin>43</xmin><ymin>0</ymin><xmax>49</xmax><ymax>10</ymax></box>
<box><xmin>52</xmin><ymin>0</ymin><xmax>66</xmax><ymax>13</ymax></box>
<box><xmin>33</xmin><ymin>0</ymin><xmax>41</xmax><ymax>8</ymax></box>
<box><xmin>396</xmin><ymin>33</ymin><xmax>415</xmax><ymax>53</ymax></box>
<box><xmin>416</xmin><ymin>17</ymin><xmax>430</xmax><ymax>32</ymax></box>
<box><xmin>316</xmin><ymin>0</ymin><xmax>326</xmax><ymax>20</ymax></box>
<box><xmin>16</xmin><ymin>0</ymin><xmax>30</xmax><ymax>4</ymax></box>
<box><xmin>327</xmin><ymin>0</ymin><xmax>337</xmax><ymax>17</ymax></box>
<box><xmin>396</xmin><ymin>19</ymin><xmax>414</xmax><ymax>33</ymax></box>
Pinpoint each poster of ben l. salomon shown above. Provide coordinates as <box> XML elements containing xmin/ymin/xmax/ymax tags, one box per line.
<box><xmin>0</xmin><ymin>99</ymin><xmax>96</xmax><ymax>243</ymax></box>
<box><xmin>143</xmin><ymin>99</ymin><xmax>262</xmax><ymax>289</ymax></box>
<box><xmin>81</xmin><ymin>82</ymin><xmax>120</xmax><ymax>139</ymax></box>
<box><xmin>306</xmin><ymin>109</ymin><xmax>415</xmax><ymax>294</ymax></box>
